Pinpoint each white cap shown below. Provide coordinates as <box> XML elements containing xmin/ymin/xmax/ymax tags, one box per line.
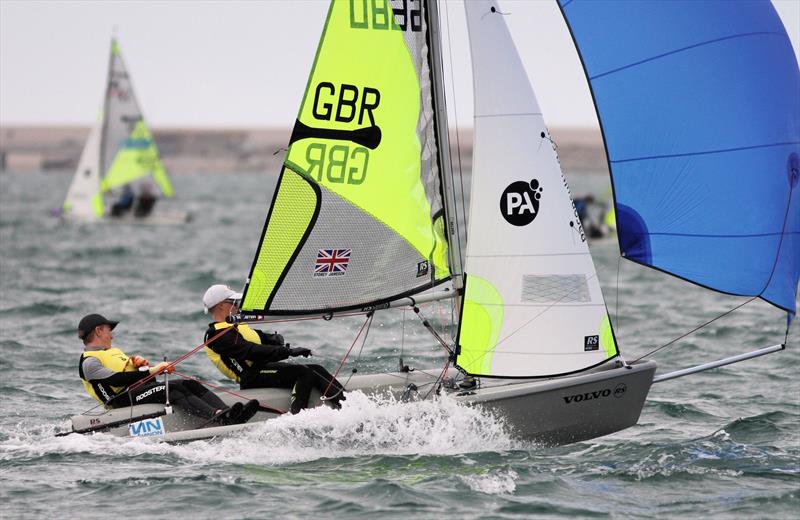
<box><xmin>203</xmin><ymin>284</ymin><xmax>243</xmax><ymax>314</ymax></box>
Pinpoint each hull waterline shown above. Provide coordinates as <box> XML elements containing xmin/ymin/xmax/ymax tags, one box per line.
<box><xmin>68</xmin><ymin>360</ymin><xmax>656</xmax><ymax>446</ymax></box>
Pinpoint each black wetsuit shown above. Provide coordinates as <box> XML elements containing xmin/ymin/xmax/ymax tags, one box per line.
<box><xmin>79</xmin><ymin>356</ymin><xmax>228</xmax><ymax>419</ymax></box>
<box><xmin>205</xmin><ymin>324</ymin><xmax>345</xmax><ymax>414</ymax></box>
<box><xmin>110</xmin><ymin>190</ymin><xmax>134</xmax><ymax>217</ymax></box>
<box><xmin>133</xmin><ymin>193</ymin><xmax>156</xmax><ymax>217</ymax></box>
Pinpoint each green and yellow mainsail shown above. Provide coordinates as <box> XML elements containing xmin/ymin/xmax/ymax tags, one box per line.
<box><xmin>241</xmin><ymin>0</ymin><xmax>449</xmax><ymax>314</ymax></box>
<box><xmin>455</xmin><ymin>2</ymin><xmax>619</xmax><ymax>378</ymax></box>
<box><xmin>63</xmin><ymin>37</ymin><xmax>173</xmax><ymax>220</ymax></box>
<box><xmin>100</xmin><ymin>38</ymin><xmax>173</xmax><ymax>197</ymax></box>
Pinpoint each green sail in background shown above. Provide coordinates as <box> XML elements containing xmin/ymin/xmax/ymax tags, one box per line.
<box><xmin>62</xmin><ymin>37</ymin><xmax>174</xmax><ymax>221</ymax></box>
<box><xmin>100</xmin><ymin>38</ymin><xmax>174</xmax><ymax>198</ymax></box>
<box><xmin>101</xmin><ymin>119</ymin><xmax>171</xmax><ymax>195</ymax></box>
<box><xmin>242</xmin><ymin>0</ymin><xmax>449</xmax><ymax>314</ymax></box>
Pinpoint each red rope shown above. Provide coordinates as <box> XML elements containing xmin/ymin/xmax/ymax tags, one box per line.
<box><xmin>322</xmin><ymin>313</ymin><xmax>372</xmax><ymax>398</ymax></box>
<box><xmin>441</xmin><ymin>359</ymin><xmax>450</xmax><ymax>382</ymax></box>
<box><xmin>124</xmin><ymin>311</ymin><xmax>382</xmax><ymax>413</ymax></box>
<box><xmin>128</xmin><ymin>326</ymin><xmax>236</xmax><ymax>392</ymax></box>
<box><xmin>439</xmin><ymin>302</ymin><xmax>446</xmax><ymax>340</ymax></box>
<box><xmin>125</xmin><ymin>325</ymin><xmax>286</xmax><ymax>414</ymax></box>
<box><xmin>172</xmin><ymin>370</ymin><xmax>287</xmax><ymax>415</ymax></box>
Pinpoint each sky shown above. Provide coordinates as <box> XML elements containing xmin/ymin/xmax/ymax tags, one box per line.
<box><xmin>1</xmin><ymin>0</ymin><xmax>799</xmax><ymax>129</ymax></box>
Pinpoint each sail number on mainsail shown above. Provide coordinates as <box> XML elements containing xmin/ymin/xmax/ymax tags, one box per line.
<box><xmin>350</xmin><ymin>0</ymin><xmax>423</xmax><ymax>32</ymax></box>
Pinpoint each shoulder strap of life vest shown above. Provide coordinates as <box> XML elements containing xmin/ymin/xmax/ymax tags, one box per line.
<box><xmin>203</xmin><ymin>322</ymin><xmax>261</xmax><ymax>383</ymax></box>
<box><xmin>78</xmin><ymin>348</ymin><xmax>134</xmax><ymax>405</ymax></box>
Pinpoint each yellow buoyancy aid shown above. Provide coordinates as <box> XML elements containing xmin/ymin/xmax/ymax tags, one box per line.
<box><xmin>204</xmin><ymin>322</ymin><xmax>261</xmax><ymax>383</ymax></box>
<box><xmin>79</xmin><ymin>347</ymin><xmax>136</xmax><ymax>404</ymax></box>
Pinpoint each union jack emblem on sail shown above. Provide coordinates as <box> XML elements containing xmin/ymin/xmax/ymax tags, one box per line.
<box><xmin>314</xmin><ymin>248</ymin><xmax>351</xmax><ymax>277</ymax></box>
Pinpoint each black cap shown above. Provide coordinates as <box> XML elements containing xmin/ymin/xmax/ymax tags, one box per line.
<box><xmin>78</xmin><ymin>314</ymin><xmax>119</xmax><ymax>340</ymax></box>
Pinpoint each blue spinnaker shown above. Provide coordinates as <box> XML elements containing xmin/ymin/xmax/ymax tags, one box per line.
<box><xmin>559</xmin><ymin>0</ymin><xmax>800</xmax><ymax>314</ymax></box>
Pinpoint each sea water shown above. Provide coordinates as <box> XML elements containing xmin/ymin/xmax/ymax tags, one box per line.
<box><xmin>1</xmin><ymin>171</ymin><xmax>797</xmax><ymax>519</ymax></box>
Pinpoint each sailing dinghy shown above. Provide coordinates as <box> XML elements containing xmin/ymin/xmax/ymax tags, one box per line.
<box><xmin>67</xmin><ymin>0</ymin><xmax>797</xmax><ymax>445</ymax></box>
<box><xmin>61</xmin><ymin>38</ymin><xmax>189</xmax><ymax>225</ymax></box>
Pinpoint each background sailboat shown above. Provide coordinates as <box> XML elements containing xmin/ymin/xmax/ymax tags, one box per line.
<box><xmin>61</xmin><ymin>38</ymin><xmax>188</xmax><ymax>224</ymax></box>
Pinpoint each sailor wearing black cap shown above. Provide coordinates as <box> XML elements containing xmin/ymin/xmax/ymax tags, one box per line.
<box><xmin>77</xmin><ymin>313</ymin><xmax>259</xmax><ymax>425</ymax></box>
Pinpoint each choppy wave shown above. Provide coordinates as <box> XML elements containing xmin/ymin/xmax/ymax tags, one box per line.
<box><xmin>458</xmin><ymin>469</ymin><xmax>518</xmax><ymax>494</ymax></box>
<box><xmin>1</xmin><ymin>392</ymin><xmax>519</xmax><ymax>466</ymax></box>
<box><xmin>2</xmin><ymin>172</ymin><xmax>798</xmax><ymax>518</ymax></box>
<box><xmin>720</xmin><ymin>411</ymin><xmax>793</xmax><ymax>440</ymax></box>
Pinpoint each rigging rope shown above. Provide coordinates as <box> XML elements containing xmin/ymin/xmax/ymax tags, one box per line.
<box><xmin>442</xmin><ymin>0</ymin><xmax>469</xmax><ymax>254</ymax></box>
<box><xmin>127</xmin><ymin>325</ymin><xmax>236</xmax><ymax>393</ymax></box>
<box><xmin>631</xmin><ymin>296</ymin><xmax>758</xmax><ymax>363</ymax></box>
<box><xmin>784</xmin><ymin>317</ymin><xmax>792</xmax><ymax>346</ymax></box>
<box><xmin>229</xmin><ymin>310</ymin><xmax>367</xmax><ymax>326</ymax></box>
<box><xmin>334</xmin><ymin>311</ymin><xmax>376</xmax><ymax>393</ymax></box>
<box><xmin>412</xmin><ymin>304</ymin><xmax>457</xmax><ymax>394</ymax></box>
<box><xmin>399</xmin><ymin>307</ymin><xmax>407</xmax><ymax>371</ymax></box>
<box><xmin>413</xmin><ymin>306</ymin><xmax>452</xmax><ymax>354</ymax></box>
<box><xmin>615</xmin><ymin>253</ymin><xmax>621</xmax><ymax>337</ymax></box>
<box><xmin>75</xmin><ymin>326</ymin><xmax>240</xmax><ymax>417</ymax></box>
<box><xmin>423</xmin><ymin>357</ymin><xmax>451</xmax><ymax>400</ymax></box>
<box><xmin>81</xmin><ymin>300</ymin><xmax>463</xmax><ymax>420</ymax></box>
<box><xmin>322</xmin><ymin>313</ymin><xmax>374</xmax><ymax>399</ymax></box>
<box><xmin>81</xmin><ymin>327</ymin><xmax>242</xmax><ymax>420</ymax></box>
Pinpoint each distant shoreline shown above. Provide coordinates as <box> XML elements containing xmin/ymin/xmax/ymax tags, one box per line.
<box><xmin>0</xmin><ymin>125</ymin><xmax>607</xmax><ymax>174</ymax></box>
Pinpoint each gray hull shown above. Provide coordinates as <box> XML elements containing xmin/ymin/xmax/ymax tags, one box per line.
<box><xmin>68</xmin><ymin>360</ymin><xmax>656</xmax><ymax>445</ymax></box>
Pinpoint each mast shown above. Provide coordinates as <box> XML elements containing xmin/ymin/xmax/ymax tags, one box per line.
<box><xmin>426</xmin><ymin>0</ymin><xmax>464</xmax><ymax>293</ymax></box>
<box><xmin>98</xmin><ymin>37</ymin><xmax>116</xmax><ymax>182</ymax></box>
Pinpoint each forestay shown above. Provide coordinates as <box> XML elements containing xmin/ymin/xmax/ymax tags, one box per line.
<box><xmin>100</xmin><ymin>39</ymin><xmax>173</xmax><ymax>198</ymax></box>
<box><xmin>241</xmin><ymin>0</ymin><xmax>450</xmax><ymax>315</ymax></box>
<box><xmin>455</xmin><ymin>1</ymin><xmax>618</xmax><ymax>379</ymax></box>
<box><xmin>560</xmin><ymin>0</ymin><xmax>800</xmax><ymax>315</ymax></box>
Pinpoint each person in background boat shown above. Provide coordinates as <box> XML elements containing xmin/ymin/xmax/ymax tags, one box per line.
<box><xmin>133</xmin><ymin>182</ymin><xmax>157</xmax><ymax>218</ymax></box>
<box><xmin>573</xmin><ymin>195</ymin><xmax>609</xmax><ymax>239</ymax></box>
<box><xmin>77</xmin><ymin>313</ymin><xmax>259</xmax><ymax>425</ymax></box>
<box><xmin>110</xmin><ymin>185</ymin><xmax>134</xmax><ymax>217</ymax></box>
<box><xmin>573</xmin><ymin>194</ymin><xmax>593</xmax><ymax>223</ymax></box>
<box><xmin>202</xmin><ymin>284</ymin><xmax>346</xmax><ymax>414</ymax></box>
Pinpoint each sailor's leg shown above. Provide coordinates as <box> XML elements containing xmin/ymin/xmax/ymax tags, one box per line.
<box><xmin>112</xmin><ymin>381</ymin><xmax>169</xmax><ymax>408</ymax></box>
<box><xmin>167</xmin><ymin>380</ymin><xmax>226</xmax><ymax>419</ymax></box>
<box><xmin>287</xmin><ymin>366</ymin><xmax>316</xmax><ymax>414</ymax></box>
<box><xmin>242</xmin><ymin>363</ymin><xmax>315</xmax><ymax>414</ymax></box>
<box><xmin>127</xmin><ymin>381</ymin><xmax>219</xmax><ymax>419</ymax></box>
<box><xmin>177</xmin><ymin>379</ymin><xmax>228</xmax><ymax>411</ymax></box>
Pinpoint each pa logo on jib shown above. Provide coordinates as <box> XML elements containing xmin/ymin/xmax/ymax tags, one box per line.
<box><xmin>500</xmin><ymin>179</ymin><xmax>543</xmax><ymax>226</ymax></box>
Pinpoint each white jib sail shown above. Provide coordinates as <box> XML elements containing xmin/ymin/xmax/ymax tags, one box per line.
<box><xmin>455</xmin><ymin>0</ymin><xmax>618</xmax><ymax>378</ymax></box>
<box><xmin>63</xmin><ymin>117</ymin><xmax>103</xmax><ymax>220</ymax></box>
